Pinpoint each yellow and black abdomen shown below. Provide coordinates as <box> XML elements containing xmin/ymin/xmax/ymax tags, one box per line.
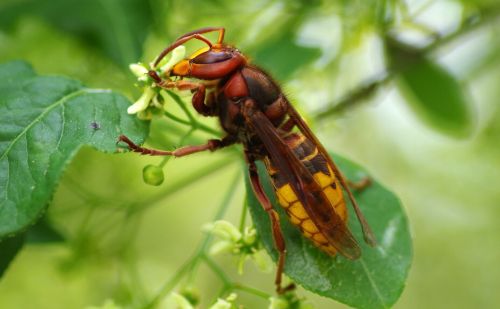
<box><xmin>264</xmin><ymin>133</ymin><xmax>347</xmax><ymax>255</ymax></box>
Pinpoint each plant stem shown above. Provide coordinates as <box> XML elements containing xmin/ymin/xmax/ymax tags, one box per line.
<box><xmin>163</xmin><ymin>110</ymin><xmax>191</xmax><ymax>126</ymax></box>
<box><xmin>314</xmin><ymin>71</ymin><xmax>391</xmax><ymax>120</ymax></box>
<box><xmin>188</xmin><ymin>170</ymin><xmax>242</xmax><ymax>280</ymax></box>
<box><xmin>166</xmin><ymin>90</ymin><xmax>197</xmax><ymax>124</ymax></box>
<box><xmin>132</xmin><ymin>157</ymin><xmax>238</xmax><ymax>212</ymax></box>
<box><xmin>141</xmin><ymin>170</ymin><xmax>241</xmax><ymax>309</ymax></box>
<box><xmin>314</xmin><ymin>5</ymin><xmax>500</xmax><ymax>119</ymax></box>
<box><xmin>238</xmin><ymin>199</ymin><xmax>248</xmax><ymax>233</ymax></box>
<box><xmin>202</xmin><ymin>254</ymin><xmax>231</xmax><ymax>285</ymax></box>
<box><xmin>232</xmin><ymin>283</ymin><xmax>271</xmax><ymax>299</ymax></box>
<box><xmin>158</xmin><ymin>156</ymin><xmax>170</xmax><ymax>168</ymax></box>
<box><xmin>141</xmin><ymin>255</ymin><xmax>198</xmax><ymax>309</ymax></box>
<box><xmin>164</xmin><ymin>110</ymin><xmax>220</xmax><ymax>136</ymax></box>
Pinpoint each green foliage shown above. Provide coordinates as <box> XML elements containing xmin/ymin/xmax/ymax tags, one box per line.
<box><xmin>25</xmin><ymin>217</ymin><xmax>64</xmax><ymax>244</ymax></box>
<box><xmin>0</xmin><ymin>61</ymin><xmax>149</xmax><ymax>240</ymax></box>
<box><xmin>253</xmin><ymin>29</ymin><xmax>322</xmax><ymax>81</ymax></box>
<box><xmin>246</xmin><ymin>156</ymin><xmax>412</xmax><ymax>309</ymax></box>
<box><xmin>387</xmin><ymin>40</ymin><xmax>473</xmax><ymax>137</ymax></box>
<box><xmin>0</xmin><ymin>234</ymin><xmax>24</xmax><ymax>278</ymax></box>
<box><xmin>0</xmin><ymin>0</ymin><xmax>499</xmax><ymax>308</ymax></box>
<box><xmin>0</xmin><ymin>0</ymin><xmax>153</xmax><ymax>67</ymax></box>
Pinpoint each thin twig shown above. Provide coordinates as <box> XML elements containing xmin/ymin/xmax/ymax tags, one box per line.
<box><xmin>131</xmin><ymin>157</ymin><xmax>238</xmax><ymax>213</ymax></box>
<box><xmin>238</xmin><ymin>200</ymin><xmax>248</xmax><ymax>233</ymax></box>
<box><xmin>164</xmin><ymin>110</ymin><xmax>221</xmax><ymax>136</ymax></box>
<box><xmin>314</xmin><ymin>5</ymin><xmax>500</xmax><ymax>119</ymax></box>
<box><xmin>315</xmin><ymin>72</ymin><xmax>391</xmax><ymax>120</ymax></box>
<box><xmin>166</xmin><ymin>90</ymin><xmax>197</xmax><ymax>125</ymax></box>
<box><xmin>141</xmin><ymin>170</ymin><xmax>241</xmax><ymax>309</ymax></box>
<box><xmin>141</xmin><ymin>255</ymin><xmax>198</xmax><ymax>309</ymax></box>
<box><xmin>202</xmin><ymin>254</ymin><xmax>232</xmax><ymax>285</ymax></box>
<box><xmin>232</xmin><ymin>283</ymin><xmax>271</xmax><ymax>299</ymax></box>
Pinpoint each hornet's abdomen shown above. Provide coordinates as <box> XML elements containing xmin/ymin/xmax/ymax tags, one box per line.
<box><xmin>264</xmin><ymin>133</ymin><xmax>347</xmax><ymax>255</ymax></box>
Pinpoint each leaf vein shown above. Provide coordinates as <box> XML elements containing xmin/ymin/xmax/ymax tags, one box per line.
<box><xmin>55</xmin><ymin>103</ymin><xmax>66</xmax><ymax>151</ymax></box>
<box><xmin>24</xmin><ymin>133</ymin><xmax>36</xmax><ymax>188</ymax></box>
<box><xmin>360</xmin><ymin>258</ymin><xmax>388</xmax><ymax>308</ymax></box>
<box><xmin>0</xmin><ymin>89</ymin><xmax>87</xmax><ymax>161</ymax></box>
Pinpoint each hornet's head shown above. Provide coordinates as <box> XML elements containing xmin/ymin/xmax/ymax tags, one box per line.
<box><xmin>152</xmin><ymin>27</ymin><xmax>246</xmax><ymax>80</ymax></box>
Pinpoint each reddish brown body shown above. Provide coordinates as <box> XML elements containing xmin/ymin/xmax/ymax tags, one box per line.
<box><xmin>118</xmin><ymin>27</ymin><xmax>375</xmax><ymax>294</ymax></box>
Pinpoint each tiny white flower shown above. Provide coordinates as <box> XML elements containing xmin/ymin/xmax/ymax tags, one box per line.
<box><xmin>204</xmin><ymin>220</ymin><xmax>242</xmax><ymax>242</ymax></box>
<box><xmin>204</xmin><ymin>220</ymin><xmax>272</xmax><ymax>275</ymax></box>
<box><xmin>209</xmin><ymin>240</ymin><xmax>233</xmax><ymax>256</ymax></box>
<box><xmin>157</xmin><ymin>45</ymin><xmax>187</xmax><ymax>74</ymax></box>
<box><xmin>127</xmin><ymin>87</ymin><xmax>156</xmax><ymax>114</ymax></box>
<box><xmin>166</xmin><ymin>292</ymin><xmax>194</xmax><ymax>309</ymax></box>
<box><xmin>268</xmin><ymin>296</ymin><xmax>288</xmax><ymax>309</ymax></box>
<box><xmin>242</xmin><ymin>226</ymin><xmax>257</xmax><ymax>245</ymax></box>
<box><xmin>129</xmin><ymin>63</ymin><xmax>148</xmax><ymax>78</ymax></box>
<box><xmin>237</xmin><ymin>254</ymin><xmax>249</xmax><ymax>275</ymax></box>
<box><xmin>209</xmin><ymin>293</ymin><xmax>237</xmax><ymax>309</ymax></box>
<box><xmin>250</xmin><ymin>248</ymin><xmax>273</xmax><ymax>273</ymax></box>
<box><xmin>268</xmin><ymin>294</ymin><xmax>315</xmax><ymax>309</ymax></box>
<box><xmin>209</xmin><ymin>298</ymin><xmax>232</xmax><ymax>309</ymax></box>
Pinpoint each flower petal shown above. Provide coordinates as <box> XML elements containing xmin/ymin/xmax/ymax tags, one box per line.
<box><xmin>127</xmin><ymin>87</ymin><xmax>156</xmax><ymax>114</ymax></box>
<box><xmin>204</xmin><ymin>220</ymin><xmax>242</xmax><ymax>242</ymax></box>
<box><xmin>158</xmin><ymin>45</ymin><xmax>187</xmax><ymax>73</ymax></box>
<box><xmin>251</xmin><ymin>250</ymin><xmax>273</xmax><ymax>273</ymax></box>
<box><xmin>129</xmin><ymin>63</ymin><xmax>148</xmax><ymax>77</ymax></box>
<box><xmin>167</xmin><ymin>292</ymin><xmax>195</xmax><ymax>309</ymax></box>
<box><xmin>209</xmin><ymin>240</ymin><xmax>234</xmax><ymax>256</ymax></box>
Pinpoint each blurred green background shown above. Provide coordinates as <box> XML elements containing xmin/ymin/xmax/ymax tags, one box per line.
<box><xmin>1</xmin><ymin>0</ymin><xmax>499</xmax><ymax>308</ymax></box>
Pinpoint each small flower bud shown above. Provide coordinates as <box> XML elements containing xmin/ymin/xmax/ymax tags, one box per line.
<box><xmin>142</xmin><ymin>164</ymin><xmax>164</xmax><ymax>186</ymax></box>
<box><xmin>251</xmin><ymin>249</ymin><xmax>273</xmax><ymax>273</ymax></box>
<box><xmin>268</xmin><ymin>292</ymin><xmax>314</xmax><ymax>309</ymax></box>
<box><xmin>167</xmin><ymin>292</ymin><xmax>194</xmax><ymax>309</ymax></box>
<box><xmin>209</xmin><ymin>293</ymin><xmax>237</xmax><ymax>309</ymax></box>
<box><xmin>268</xmin><ymin>297</ymin><xmax>288</xmax><ymax>309</ymax></box>
<box><xmin>209</xmin><ymin>240</ymin><xmax>233</xmax><ymax>255</ymax></box>
<box><xmin>180</xmin><ymin>286</ymin><xmax>201</xmax><ymax>307</ymax></box>
<box><xmin>237</xmin><ymin>255</ymin><xmax>249</xmax><ymax>275</ymax></box>
<box><xmin>204</xmin><ymin>220</ymin><xmax>242</xmax><ymax>242</ymax></box>
<box><xmin>242</xmin><ymin>226</ymin><xmax>257</xmax><ymax>245</ymax></box>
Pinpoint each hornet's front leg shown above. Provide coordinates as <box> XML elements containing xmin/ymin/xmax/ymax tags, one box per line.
<box><xmin>155</xmin><ymin>78</ymin><xmax>218</xmax><ymax>117</ymax></box>
<box><xmin>118</xmin><ymin>135</ymin><xmax>235</xmax><ymax>157</ymax></box>
<box><xmin>347</xmin><ymin>177</ymin><xmax>372</xmax><ymax>191</ymax></box>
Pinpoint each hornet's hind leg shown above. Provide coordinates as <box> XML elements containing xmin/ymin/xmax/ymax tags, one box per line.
<box><xmin>246</xmin><ymin>152</ymin><xmax>295</xmax><ymax>294</ymax></box>
<box><xmin>347</xmin><ymin>177</ymin><xmax>371</xmax><ymax>192</ymax></box>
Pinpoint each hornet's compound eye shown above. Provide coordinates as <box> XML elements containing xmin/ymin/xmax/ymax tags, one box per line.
<box><xmin>191</xmin><ymin>50</ymin><xmax>233</xmax><ymax>64</ymax></box>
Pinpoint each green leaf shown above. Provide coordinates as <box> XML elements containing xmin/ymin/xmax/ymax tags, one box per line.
<box><xmin>252</xmin><ymin>28</ymin><xmax>322</xmax><ymax>81</ymax></box>
<box><xmin>0</xmin><ymin>0</ymin><xmax>153</xmax><ymax>67</ymax></box>
<box><xmin>0</xmin><ymin>234</ymin><xmax>24</xmax><ymax>279</ymax></box>
<box><xmin>387</xmin><ymin>40</ymin><xmax>473</xmax><ymax>137</ymax></box>
<box><xmin>246</xmin><ymin>155</ymin><xmax>412</xmax><ymax>309</ymax></box>
<box><xmin>0</xmin><ymin>61</ymin><xmax>149</xmax><ymax>239</ymax></box>
<box><xmin>25</xmin><ymin>217</ymin><xmax>64</xmax><ymax>244</ymax></box>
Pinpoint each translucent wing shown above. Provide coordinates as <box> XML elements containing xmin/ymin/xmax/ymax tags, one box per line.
<box><xmin>244</xmin><ymin>103</ymin><xmax>361</xmax><ymax>259</ymax></box>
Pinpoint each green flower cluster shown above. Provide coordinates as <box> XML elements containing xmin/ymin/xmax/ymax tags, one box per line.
<box><xmin>127</xmin><ymin>46</ymin><xmax>186</xmax><ymax>119</ymax></box>
<box><xmin>204</xmin><ymin>220</ymin><xmax>272</xmax><ymax>274</ymax></box>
